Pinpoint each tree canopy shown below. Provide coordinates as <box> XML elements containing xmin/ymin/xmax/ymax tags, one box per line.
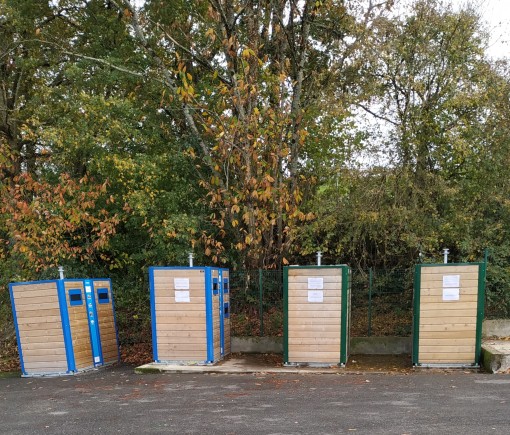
<box><xmin>1</xmin><ymin>0</ymin><xmax>510</xmax><ymax>317</ymax></box>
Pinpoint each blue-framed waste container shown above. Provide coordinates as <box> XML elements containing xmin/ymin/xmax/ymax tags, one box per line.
<box><xmin>149</xmin><ymin>266</ymin><xmax>230</xmax><ymax>364</ymax></box>
<box><xmin>9</xmin><ymin>278</ymin><xmax>119</xmax><ymax>377</ymax></box>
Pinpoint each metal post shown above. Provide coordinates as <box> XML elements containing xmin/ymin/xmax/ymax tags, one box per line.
<box><xmin>188</xmin><ymin>252</ymin><xmax>194</xmax><ymax>267</ymax></box>
<box><xmin>443</xmin><ymin>248</ymin><xmax>449</xmax><ymax>264</ymax></box>
<box><xmin>317</xmin><ymin>251</ymin><xmax>322</xmax><ymax>266</ymax></box>
<box><xmin>368</xmin><ymin>268</ymin><xmax>373</xmax><ymax>337</ymax></box>
<box><xmin>259</xmin><ymin>269</ymin><xmax>264</xmax><ymax>336</ymax></box>
<box><xmin>58</xmin><ymin>266</ymin><xmax>65</xmax><ymax>280</ymax></box>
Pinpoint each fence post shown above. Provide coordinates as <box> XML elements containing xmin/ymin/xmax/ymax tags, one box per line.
<box><xmin>368</xmin><ymin>268</ymin><xmax>373</xmax><ymax>337</ymax></box>
<box><xmin>259</xmin><ymin>269</ymin><xmax>264</xmax><ymax>336</ymax></box>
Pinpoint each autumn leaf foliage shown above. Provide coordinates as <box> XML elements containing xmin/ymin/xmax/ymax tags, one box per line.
<box><xmin>0</xmin><ymin>173</ymin><xmax>119</xmax><ymax>275</ymax></box>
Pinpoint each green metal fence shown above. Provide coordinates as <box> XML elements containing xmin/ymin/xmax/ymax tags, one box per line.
<box><xmin>350</xmin><ymin>268</ymin><xmax>414</xmax><ymax>337</ymax></box>
<box><xmin>230</xmin><ymin>269</ymin><xmax>284</xmax><ymax>337</ymax></box>
<box><xmin>229</xmin><ymin>268</ymin><xmax>414</xmax><ymax>337</ymax></box>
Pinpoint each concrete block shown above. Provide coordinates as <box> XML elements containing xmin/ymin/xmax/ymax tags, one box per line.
<box><xmin>350</xmin><ymin>336</ymin><xmax>412</xmax><ymax>355</ymax></box>
<box><xmin>482</xmin><ymin>319</ymin><xmax>510</xmax><ymax>338</ymax></box>
<box><xmin>231</xmin><ymin>336</ymin><xmax>412</xmax><ymax>355</ymax></box>
<box><xmin>481</xmin><ymin>341</ymin><xmax>510</xmax><ymax>373</ymax></box>
<box><xmin>231</xmin><ymin>337</ymin><xmax>283</xmax><ymax>354</ymax></box>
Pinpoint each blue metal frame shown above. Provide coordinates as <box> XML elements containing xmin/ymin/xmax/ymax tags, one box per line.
<box><xmin>57</xmin><ymin>280</ymin><xmax>76</xmax><ymax>373</ymax></box>
<box><xmin>8</xmin><ymin>282</ymin><xmax>26</xmax><ymax>375</ymax></box>
<box><xmin>96</xmin><ymin>287</ymin><xmax>109</xmax><ymax>304</ymax></box>
<box><xmin>148</xmin><ymin>267</ymin><xmax>159</xmax><ymax>362</ymax></box>
<box><xmin>84</xmin><ymin>279</ymin><xmax>102</xmax><ymax>367</ymax></box>
<box><xmin>68</xmin><ymin>288</ymin><xmax>84</xmax><ymax>306</ymax></box>
<box><xmin>218</xmin><ymin>269</ymin><xmax>225</xmax><ymax>357</ymax></box>
<box><xmin>205</xmin><ymin>268</ymin><xmax>214</xmax><ymax>363</ymax></box>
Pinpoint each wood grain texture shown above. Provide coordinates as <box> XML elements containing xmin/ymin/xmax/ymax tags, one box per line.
<box><xmin>418</xmin><ymin>265</ymin><xmax>480</xmax><ymax>364</ymax></box>
<box><xmin>287</xmin><ymin>268</ymin><xmax>343</xmax><ymax>363</ymax></box>
<box><xmin>12</xmin><ymin>282</ymin><xmax>68</xmax><ymax>374</ymax></box>
<box><xmin>65</xmin><ymin>284</ymin><xmax>93</xmax><ymax>369</ymax></box>
<box><xmin>94</xmin><ymin>282</ymin><xmax>119</xmax><ymax>363</ymax></box>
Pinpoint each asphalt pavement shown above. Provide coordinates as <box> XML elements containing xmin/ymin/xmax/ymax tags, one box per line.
<box><xmin>1</xmin><ymin>365</ymin><xmax>509</xmax><ymax>434</ymax></box>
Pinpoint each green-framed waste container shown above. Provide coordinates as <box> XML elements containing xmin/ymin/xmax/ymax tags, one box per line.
<box><xmin>412</xmin><ymin>263</ymin><xmax>486</xmax><ymax>367</ymax></box>
<box><xmin>284</xmin><ymin>265</ymin><xmax>351</xmax><ymax>366</ymax></box>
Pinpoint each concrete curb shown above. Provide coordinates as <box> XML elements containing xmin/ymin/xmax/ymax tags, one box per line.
<box><xmin>134</xmin><ymin>362</ymin><xmax>349</xmax><ymax>375</ymax></box>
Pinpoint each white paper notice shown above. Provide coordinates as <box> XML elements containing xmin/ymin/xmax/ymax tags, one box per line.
<box><xmin>443</xmin><ymin>287</ymin><xmax>460</xmax><ymax>301</ymax></box>
<box><xmin>308</xmin><ymin>290</ymin><xmax>324</xmax><ymax>303</ymax></box>
<box><xmin>308</xmin><ymin>277</ymin><xmax>324</xmax><ymax>290</ymax></box>
<box><xmin>175</xmin><ymin>290</ymin><xmax>190</xmax><ymax>303</ymax></box>
<box><xmin>174</xmin><ymin>278</ymin><xmax>190</xmax><ymax>290</ymax></box>
<box><xmin>443</xmin><ymin>275</ymin><xmax>460</xmax><ymax>288</ymax></box>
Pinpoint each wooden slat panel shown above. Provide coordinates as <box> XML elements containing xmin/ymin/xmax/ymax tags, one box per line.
<box><xmin>13</xmin><ymin>297</ymin><xmax>59</xmax><ymax>307</ymax></box>
<box><xmin>12</xmin><ymin>283</ymin><xmax>58</xmax><ymax>295</ymax></box>
<box><xmin>157</xmin><ymin>347</ymin><xmax>207</xmax><ymax>355</ymax></box>
<box><xmin>420</xmin><ymin>294</ymin><xmax>479</xmax><ymax>303</ymax></box>
<box><xmin>16</xmin><ymin>308</ymin><xmax>61</xmax><ymax>319</ymax></box>
<box><xmin>419</xmin><ymin>330</ymin><xmax>476</xmax><ymax>338</ymax></box>
<box><xmin>23</xmin><ymin>362</ymin><xmax>68</xmax><ymax>371</ymax></box>
<box><xmin>154</xmin><ymin>296</ymin><xmax>205</xmax><ymax>304</ymax></box>
<box><xmin>419</xmin><ymin>317</ymin><xmax>475</xmax><ymax>326</ymax></box>
<box><xmin>421</xmin><ymin>274</ymin><xmax>479</xmax><ymax>284</ymax></box>
<box><xmin>154</xmin><ymin>303</ymin><xmax>208</xmax><ymax>311</ymax></box>
<box><xmin>18</xmin><ymin>328</ymin><xmax>63</xmax><ymax>338</ymax></box>
<box><xmin>420</xmin><ymin>310</ymin><xmax>476</xmax><ymax>318</ymax></box>
<box><xmin>20</xmin><ymin>352</ymin><xmax>67</xmax><ymax>362</ymax></box>
<box><xmin>418</xmin><ymin>338</ymin><xmax>475</xmax><ymax>346</ymax></box>
<box><xmin>158</xmin><ymin>354</ymin><xmax>208</xmax><ymax>360</ymax></box>
<box><xmin>419</xmin><ymin>353</ymin><xmax>474</xmax><ymax>362</ymax></box>
<box><xmin>288</xmin><ymin>269</ymin><xmax>342</xmax><ymax>277</ymax></box>
<box><xmin>421</xmin><ymin>265</ymin><xmax>478</xmax><ymax>275</ymax></box>
<box><xmin>17</xmin><ymin>316</ymin><xmax>62</xmax><ymax>325</ymax></box>
<box><xmin>22</xmin><ymin>342</ymin><xmax>66</xmax><ymax>351</ymax></box>
<box><xmin>420</xmin><ymin>302</ymin><xmax>478</xmax><ymax>311</ymax></box>
<box><xmin>420</xmin><ymin>287</ymin><xmax>478</xmax><ymax>297</ymax></box>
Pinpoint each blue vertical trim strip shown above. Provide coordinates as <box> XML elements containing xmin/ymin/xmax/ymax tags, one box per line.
<box><xmin>149</xmin><ymin>267</ymin><xmax>159</xmax><ymax>362</ymax></box>
<box><xmin>8</xmin><ymin>283</ymin><xmax>26</xmax><ymax>376</ymax></box>
<box><xmin>91</xmin><ymin>280</ymin><xmax>104</xmax><ymax>365</ymax></box>
<box><xmin>84</xmin><ymin>279</ymin><xmax>102</xmax><ymax>367</ymax></box>
<box><xmin>107</xmin><ymin>278</ymin><xmax>121</xmax><ymax>363</ymax></box>
<box><xmin>218</xmin><ymin>269</ymin><xmax>225</xmax><ymax>358</ymax></box>
<box><xmin>205</xmin><ymin>268</ymin><xmax>214</xmax><ymax>363</ymax></box>
<box><xmin>57</xmin><ymin>280</ymin><xmax>76</xmax><ymax>373</ymax></box>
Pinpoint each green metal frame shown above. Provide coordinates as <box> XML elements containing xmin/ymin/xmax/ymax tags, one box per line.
<box><xmin>283</xmin><ymin>265</ymin><xmax>350</xmax><ymax>365</ymax></box>
<box><xmin>412</xmin><ymin>262</ymin><xmax>486</xmax><ymax>367</ymax></box>
<box><xmin>340</xmin><ymin>266</ymin><xmax>350</xmax><ymax>365</ymax></box>
<box><xmin>475</xmin><ymin>262</ymin><xmax>486</xmax><ymax>364</ymax></box>
<box><xmin>412</xmin><ymin>265</ymin><xmax>422</xmax><ymax>365</ymax></box>
<box><xmin>283</xmin><ymin>267</ymin><xmax>289</xmax><ymax>363</ymax></box>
